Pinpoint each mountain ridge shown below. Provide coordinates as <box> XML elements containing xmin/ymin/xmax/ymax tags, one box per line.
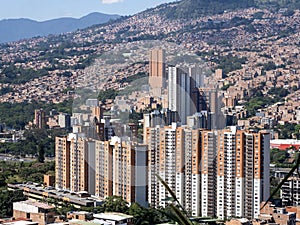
<box><xmin>0</xmin><ymin>12</ymin><xmax>120</xmax><ymax>44</ymax></box>
<box><xmin>0</xmin><ymin>0</ymin><xmax>299</xmax><ymax>108</ymax></box>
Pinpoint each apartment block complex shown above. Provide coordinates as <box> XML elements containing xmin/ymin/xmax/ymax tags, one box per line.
<box><xmin>145</xmin><ymin>125</ymin><xmax>270</xmax><ymax>219</ymax></box>
<box><xmin>55</xmin><ymin>134</ymin><xmax>147</xmax><ymax>206</ymax></box>
<box><xmin>54</xmin><ymin>48</ymin><xmax>271</xmax><ymax>220</ymax></box>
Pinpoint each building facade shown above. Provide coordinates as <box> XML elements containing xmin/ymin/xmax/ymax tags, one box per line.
<box><xmin>34</xmin><ymin>108</ymin><xmax>46</xmax><ymax>129</ymax></box>
<box><xmin>13</xmin><ymin>200</ymin><xmax>55</xmax><ymax>225</ymax></box>
<box><xmin>55</xmin><ymin>136</ymin><xmax>70</xmax><ymax>190</ymax></box>
<box><xmin>149</xmin><ymin>48</ymin><xmax>166</xmax><ymax>92</ymax></box>
<box><xmin>168</xmin><ymin>66</ymin><xmax>191</xmax><ymax>125</ymax></box>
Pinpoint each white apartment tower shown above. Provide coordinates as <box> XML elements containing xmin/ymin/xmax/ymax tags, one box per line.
<box><xmin>145</xmin><ymin>123</ymin><xmax>178</xmax><ymax>208</ymax></box>
<box><xmin>168</xmin><ymin>66</ymin><xmax>191</xmax><ymax>125</ymax></box>
<box><xmin>176</xmin><ymin>127</ymin><xmax>201</xmax><ymax>216</ymax></box>
<box><xmin>201</xmin><ymin>130</ymin><xmax>218</xmax><ymax>217</ymax></box>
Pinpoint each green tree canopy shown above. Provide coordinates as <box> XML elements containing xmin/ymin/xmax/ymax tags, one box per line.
<box><xmin>100</xmin><ymin>196</ymin><xmax>129</xmax><ymax>213</ymax></box>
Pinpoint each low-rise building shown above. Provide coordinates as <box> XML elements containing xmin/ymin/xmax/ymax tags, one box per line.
<box><xmin>43</xmin><ymin>174</ymin><xmax>55</xmax><ymax>187</ymax></box>
<box><xmin>260</xmin><ymin>202</ymin><xmax>296</xmax><ymax>225</ymax></box>
<box><xmin>13</xmin><ymin>200</ymin><xmax>55</xmax><ymax>225</ymax></box>
<box><xmin>225</xmin><ymin>218</ymin><xmax>251</xmax><ymax>225</ymax></box>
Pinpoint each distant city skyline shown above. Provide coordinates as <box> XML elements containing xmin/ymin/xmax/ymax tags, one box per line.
<box><xmin>0</xmin><ymin>0</ymin><xmax>176</xmax><ymax>21</ymax></box>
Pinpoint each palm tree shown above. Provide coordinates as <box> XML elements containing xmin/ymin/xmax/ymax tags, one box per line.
<box><xmin>261</xmin><ymin>154</ymin><xmax>300</xmax><ymax>209</ymax></box>
<box><xmin>156</xmin><ymin>174</ymin><xmax>196</xmax><ymax>225</ymax></box>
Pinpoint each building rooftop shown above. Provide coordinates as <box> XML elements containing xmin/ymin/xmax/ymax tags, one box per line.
<box><xmin>237</xmin><ymin>218</ymin><xmax>249</xmax><ymax>223</ymax></box>
<box><xmin>8</xmin><ymin>183</ymin><xmax>100</xmax><ymax>207</ymax></box>
<box><xmin>14</xmin><ymin>200</ymin><xmax>54</xmax><ymax>210</ymax></box>
<box><xmin>270</xmin><ymin>139</ymin><xmax>300</xmax><ymax>145</ymax></box>
<box><xmin>68</xmin><ymin>219</ymin><xmax>99</xmax><ymax>225</ymax></box>
<box><xmin>69</xmin><ymin>211</ymin><xmax>91</xmax><ymax>215</ymax></box>
<box><xmin>47</xmin><ymin>223</ymin><xmax>69</xmax><ymax>225</ymax></box>
<box><xmin>93</xmin><ymin>212</ymin><xmax>133</xmax><ymax>221</ymax></box>
<box><xmin>3</xmin><ymin>221</ymin><xmax>39</xmax><ymax>225</ymax></box>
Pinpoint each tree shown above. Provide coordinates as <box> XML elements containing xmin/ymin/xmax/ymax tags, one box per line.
<box><xmin>128</xmin><ymin>203</ymin><xmax>147</xmax><ymax>224</ymax></box>
<box><xmin>0</xmin><ymin>190</ymin><xmax>26</xmax><ymax>217</ymax></box>
<box><xmin>56</xmin><ymin>202</ymin><xmax>76</xmax><ymax>216</ymax></box>
<box><xmin>271</xmin><ymin>148</ymin><xmax>288</xmax><ymax>165</ymax></box>
<box><xmin>295</xmin><ymin>124</ymin><xmax>300</xmax><ymax>134</ymax></box>
<box><xmin>0</xmin><ymin>174</ymin><xmax>6</xmax><ymax>187</ymax></box>
<box><xmin>98</xmin><ymin>89</ymin><xmax>118</xmax><ymax>102</ymax></box>
<box><xmin>278</xmin><ymin>88</ymin><xmax>289</xmax><ymax>98</ymax></box>
<box><xmin>37</xmin><ymin>144</ymin><xmax>45</xmax><ymax>163</ymax></box>
<box><xmin>100</xmin><ymin>196</ymin><xmax>129</xmax><ymax>213</ymax></box>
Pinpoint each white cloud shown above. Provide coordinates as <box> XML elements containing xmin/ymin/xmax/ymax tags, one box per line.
<box><xmin>101</xmin><ymin>0</ymin><xmax>123</xmax><ymax>4</ymax></box>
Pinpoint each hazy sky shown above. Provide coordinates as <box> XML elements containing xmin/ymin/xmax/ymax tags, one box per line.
<box><xmin>0</xmin><ymin>0</ymin><xmax>176</xmax><ymax>21</ymax></box>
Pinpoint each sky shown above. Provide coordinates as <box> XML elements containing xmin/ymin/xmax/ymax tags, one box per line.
<box><xmin>0</xmin><ymin>0</ymin><xmax>176</xmax><ymax>21</ymax></box>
